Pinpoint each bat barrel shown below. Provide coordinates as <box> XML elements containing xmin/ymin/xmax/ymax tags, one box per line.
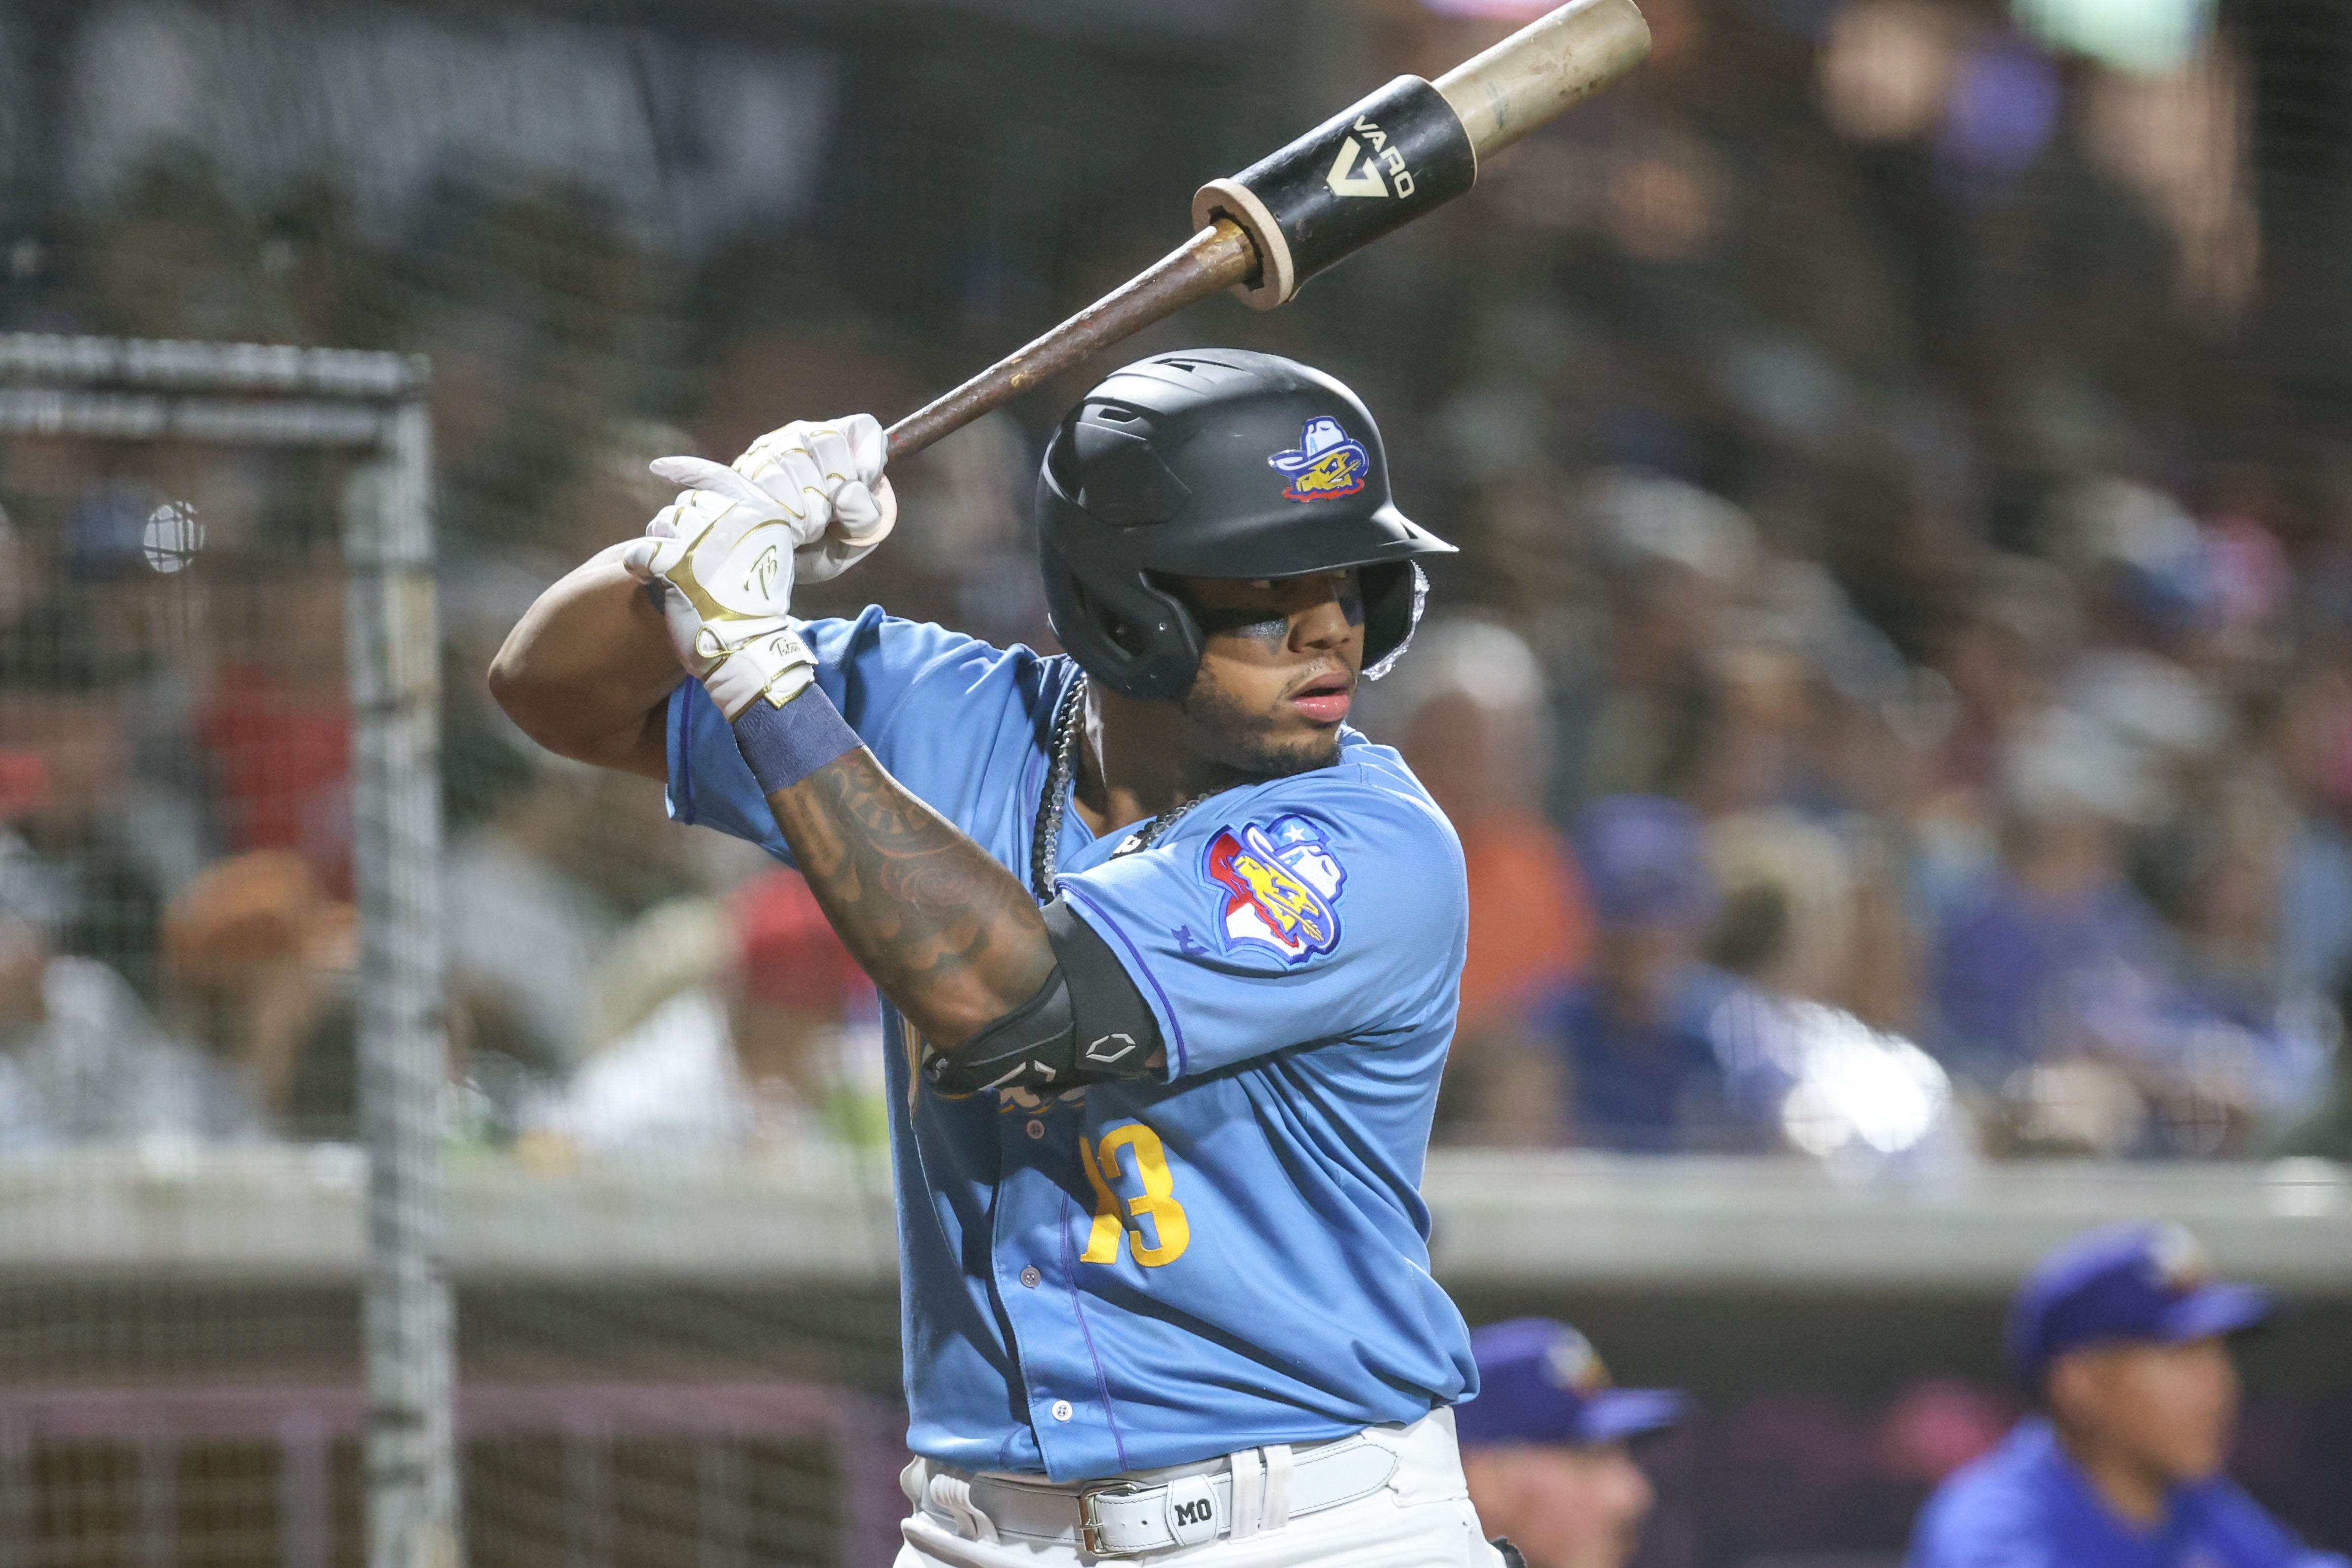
<box><xmin>884</xmin><ymin>0</ymin><xmax>1650</xmax><ymax>459</ymax></box>
<box><xmin>1436</xmin><ymin>0</ymin><xmax>1653</xmax><ymax>158</ymax></box>
<box><xmin>1193</xmin><ymin>76</ymin><xmax>1477</xmax><ymax>312</ymax></box>
<box><xmin>1190</xmin><ymin>0</ymin><xmax>1650</xmax><ymax>309</ymax></box>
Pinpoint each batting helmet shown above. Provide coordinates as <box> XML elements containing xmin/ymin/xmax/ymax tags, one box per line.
<box><xmin>1038</xmin><ymin>348</ymin><xmax>1455</xmax><ymax>701</ymax></box>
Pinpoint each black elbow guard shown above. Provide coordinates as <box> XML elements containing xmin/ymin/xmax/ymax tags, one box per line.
<box><xmin>920</xmin><ymin>897</ymin><xmax>1163</xmax><ymax>1097</ymax></box>
<box><xmin>1045</xmin><ymin>896</ymin><xmax>1163</xmax><ymax>1081</ymax></box>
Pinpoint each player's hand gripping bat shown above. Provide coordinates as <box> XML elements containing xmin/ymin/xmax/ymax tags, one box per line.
<box><xmin>883</xmin><ymin>0</ymin><xmax>1650</xmax><ymax>460</ymax></box>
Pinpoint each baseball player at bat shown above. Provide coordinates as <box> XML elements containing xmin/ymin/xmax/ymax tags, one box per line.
<box><xmin>491</xmin><ymin>350</ymin><xmax>1510</xmax><ymax>1566</ymax></box>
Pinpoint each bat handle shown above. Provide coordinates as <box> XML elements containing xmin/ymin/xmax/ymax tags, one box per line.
<box><xmin>885</xmin><ymin>218</ymin><xmax>1260</xmax><ymax>463</ymax></box>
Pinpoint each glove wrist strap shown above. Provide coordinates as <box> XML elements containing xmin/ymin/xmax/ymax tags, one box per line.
<box><xmin>730</xmin><ymin>683</ymin><xmax>860</xmax><ymax>796</ymax></box>
<box><xmin>703</xmin><ymin>625</ymin><xmax>817</xmax><ymax>720</ymax></box>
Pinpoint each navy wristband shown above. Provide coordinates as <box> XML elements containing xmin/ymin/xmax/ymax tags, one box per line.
<box><xmin>731</xmin><ymin>686</ymin><xmax>860</xmax><ymax>794</ymax></box>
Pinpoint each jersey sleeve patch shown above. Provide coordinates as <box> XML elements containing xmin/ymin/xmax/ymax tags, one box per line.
<box><xmin>1201</xmin><ymin>812</ymin><xmax>1346</xmax><ymax>965</ymax></box>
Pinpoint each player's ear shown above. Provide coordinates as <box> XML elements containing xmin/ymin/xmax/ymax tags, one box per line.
<box><xmin>2042</xmin><ymin>1350</ymin><xmax>2096</xmax><ymax>1424</ymax></box>
<box><xmin>1105</xmin><ymin>614</ymin><xmax>1148</xmax><ymax>655</ymax></box>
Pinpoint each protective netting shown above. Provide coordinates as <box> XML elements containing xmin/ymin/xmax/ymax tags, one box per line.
<box><xmin>3</xmin><ymin>0</ymin><xmax>2352</xmax><ymax>1563</ymax></box>
<box><xmin>0</xmin><ymin>384</ymin><xmax>912</xmax><ymax>1562</ymax></box>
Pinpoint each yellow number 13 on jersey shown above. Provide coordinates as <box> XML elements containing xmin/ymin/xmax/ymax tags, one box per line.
<box><xmin>1079</xmin><ymin>1123</ymin><xmax>1191</xmax><ymax>1267</ymax></box>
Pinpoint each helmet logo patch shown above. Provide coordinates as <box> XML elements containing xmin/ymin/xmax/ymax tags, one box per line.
<box><xmin>1268</xmin><ymin>418</ymin><xmax>1370</xmax><ymax>503</ymax></box>
<box><xmin>1202</xmin><ymin>814</ymin><xmax>1346</xmax><ymax>964</ymax></box>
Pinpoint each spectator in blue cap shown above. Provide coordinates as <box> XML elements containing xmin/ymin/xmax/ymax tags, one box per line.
<box><xmin>1531</xmin><ymin>796</ymin><xmax>1744</xmax><ymax>1151</ymax></box>
<box><xmin>1907</xmin><ymin>1222</ymin><xmax>2346</xmax><ymax>1568</ymax></box>
<box><xmin>1458</xmin><ymin>1318</ymin><xmax>1686</xmax><ymax>1568</ymax></box>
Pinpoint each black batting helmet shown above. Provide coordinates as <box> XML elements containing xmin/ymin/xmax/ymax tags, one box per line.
<box><xmin>1038</xmin><ymin>348</ymin><xmax>1455</xmax><ymax>701</ymax></box>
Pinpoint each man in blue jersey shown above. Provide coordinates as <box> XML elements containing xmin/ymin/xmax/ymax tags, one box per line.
<box><xmin>1907</xmin><ymin>1222</ymin><xmax>2347</xmax><ymax>1568</ymax></box>
<box><xmin>492</xmin><ymin>349</ymin><xmax>1504</xmax><ymax>1565</ymax></box>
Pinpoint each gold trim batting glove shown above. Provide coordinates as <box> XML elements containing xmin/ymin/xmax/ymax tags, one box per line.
<box><xmin>654</xmin><ymin>415</ymin><xmax>897</xmax><ymax>585</ymax></box>
<box><xmin>623</xmin><ymin>415</ymin><xmax>896</xmax><ymax>719</ymax></box>
<box><xmin>620</xmin><ymin>481</ymin><xmax>822</xmax><ymax>719</ymax></box>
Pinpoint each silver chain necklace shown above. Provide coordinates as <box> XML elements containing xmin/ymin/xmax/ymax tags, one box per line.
<box><xmin>1031</xmin><ymin>667</ymin><xmax>1211</xmax><ymax>900</ymax></box>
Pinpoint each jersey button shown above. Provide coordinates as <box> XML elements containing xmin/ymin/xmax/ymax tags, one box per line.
<box><xmin>1050</xmin><ymin>1399</ymin><xmax>1074</xmax><ymax>1422</ymax></box>
<box><xmin>1026</xmin><ymin>1119</ymin><xmax>1046</xmax><ymax>1141</ymax></box>
<box><xmin>1019</xmin><ymin>1266</ymin><xmax>1042</xmax><ymax>1288</ymax></box>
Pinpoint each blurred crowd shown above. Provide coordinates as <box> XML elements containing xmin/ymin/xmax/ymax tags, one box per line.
<box><xmin>1376</xmin><ymin>487</ymin><xmax>2349</xmax><ymax>1164</ymax></box>
<box><xmin>4</xmin><ymin>0</ymin><xmax>2352</xmax><ymax>1162</ymax></box>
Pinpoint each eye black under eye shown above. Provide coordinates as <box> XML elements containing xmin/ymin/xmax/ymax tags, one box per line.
<box><xmin>1193</xmin><ymin>606</ymin><xmax>1289</xmax><ymax>639</ymax></box>
<box><xmin>1192</xmin><ymin>574</ymin><xmax>1363</xmax><ymax>639</ymax></box>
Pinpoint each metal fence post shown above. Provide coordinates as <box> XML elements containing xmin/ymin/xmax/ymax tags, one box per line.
<box><xmin>346</xmin><ymin>390</ymin><xmax>459</xmax><ymax>1568</ymax></box>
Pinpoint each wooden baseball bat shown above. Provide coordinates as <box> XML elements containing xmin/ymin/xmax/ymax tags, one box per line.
<box><xmin>884</xmin><ymin>0</ymin><xmax>1651</xmax><ymax>461</ymax></box>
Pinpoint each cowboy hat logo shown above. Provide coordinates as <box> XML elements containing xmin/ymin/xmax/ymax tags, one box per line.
<box><xmin>1267</xmin><ymin>418</ymin><xmax>1370</xmax><ymax>503</ymax></box>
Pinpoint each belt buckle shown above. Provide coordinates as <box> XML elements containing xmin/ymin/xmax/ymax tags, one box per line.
<box><xmin>1078</xmin><ymin>1482</ymin><xmax>1143</xmax><ymax>1558</ymax></box>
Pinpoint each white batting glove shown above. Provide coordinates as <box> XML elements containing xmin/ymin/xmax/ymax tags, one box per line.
<box><xmin>653</xmin><ymin>414</ymin><xmax>897</xmax><ymax>585</ymax></box>
<box><xmin>620</xmin><ymin>485</ymin><xmax>820</xmax><ymax>718</ymax></box>
<box><xmin>621</xmin><ymin>416</ymin><xmax>896</xmax><ymax>719</ymax></box>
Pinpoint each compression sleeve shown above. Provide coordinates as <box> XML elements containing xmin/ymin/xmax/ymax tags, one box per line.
<box><xmin>665</xmin><ymin>608</ymin><xmax>1001</xmax><ymax>860</ymax></box>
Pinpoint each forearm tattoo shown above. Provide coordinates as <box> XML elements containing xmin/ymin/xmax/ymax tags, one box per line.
<box><xmin>766</xmin><ymin>747</ymin><xmax>1053</xmax><ymax>1048</ymax></box>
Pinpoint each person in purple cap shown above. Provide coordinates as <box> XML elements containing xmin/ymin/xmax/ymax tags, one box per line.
<box><xmin>1531</xmin><ymin>795</ymin><xmax>1742</xmax><ymax>1152</ymax></box>
<box><xmin>1907</xmin><ymin>1222</ymin><xmax>2347</xmax><ymax>1568</ymax></box>
<box><xmin>1457</xmin><ymin>1318</ymin><xmax>1687</xmax><ymax>1568</ymax></box>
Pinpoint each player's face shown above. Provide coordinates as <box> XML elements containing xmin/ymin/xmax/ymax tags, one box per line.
<box><xmin>2051</xmin><ymin>1336</ymin><xmax>2238</xmax><ymax>1486</ymax></box>
<box><xmin>1463</xmin><ymin>1442</ymin><xmax>1656</xmax><ymax>1568</ymax></box>
<box><xmin>1170</xmin><ymin>570</ymin><xmax>1365</xmax><ymax>778</ymax></box>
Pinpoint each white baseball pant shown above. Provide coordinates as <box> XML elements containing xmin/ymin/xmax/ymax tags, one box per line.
<box><xmin>894</xmin><ymin>1408</ymin><xmax>1509</xmax><ymax>1568</ymax></box>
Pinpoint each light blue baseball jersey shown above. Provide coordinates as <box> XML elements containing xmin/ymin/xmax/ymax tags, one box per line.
<box><xmin>666</xmin><ymin>606</ymin><xmax>1476</xmax><ymax>1482</ymax></box>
